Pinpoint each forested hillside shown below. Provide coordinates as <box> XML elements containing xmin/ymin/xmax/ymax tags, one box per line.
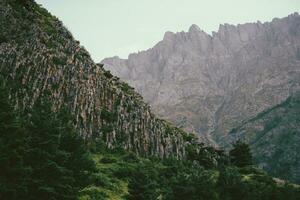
<box><xmin>227</xmin><ymin>93</ymin><xmax>300</xmax><ymax>183</ymax></box>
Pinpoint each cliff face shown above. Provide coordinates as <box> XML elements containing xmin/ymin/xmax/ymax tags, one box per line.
<box><xmin>0</xmin><ymin>0</ymin><xmax>188</xmax><ymax>159</ymax></box>
<box><xmin>228</xmin><ymin>93</ymin><xmax>300</xmax><ymax>183</ymax></box>
<box><xmin>102</xmin><ymin>13</ymin><xmax>300</xmax><ymax>146</ymax></box>
<box><xmin>102</xmin><ymin>13</ymin><xmax>300</xmax><ymax>182</ymax></box>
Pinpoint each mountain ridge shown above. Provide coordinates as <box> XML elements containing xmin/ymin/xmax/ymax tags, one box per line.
<box><xmin>102</xmin><ymin>12</ymin><xmax>300</xmax><ymax>140</ymax></box>
<box><xmin>102</xmin><ymin>12</ymin><xmax>300</xmax><ymax>182</ymax></box>
<box><xmin>104</xmin><ymin>12</ymin><xmax>299</xmax><ymax>60</ymax></box>
<box><xmin>0</xmin><ymin>0</ymin><xmax>194</xmax><ymax>159</ymax></box>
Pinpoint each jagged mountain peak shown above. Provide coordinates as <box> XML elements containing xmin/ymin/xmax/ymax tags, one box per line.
<box><xmin>102</xmin><ymin>13</ymin><xmax>300</xmax><ymax>182</ymax></box>
<box><xmin>163</xmin><ymin>31</ymin><xmax>175</xmax><ymax>40</ymax></box>
<box><xmin>188</xmin><ymin>24</ymin><xmax>201</xmax><ymax>33</ymax></box>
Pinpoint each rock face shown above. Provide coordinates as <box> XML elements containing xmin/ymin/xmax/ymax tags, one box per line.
<box><xmin>102</xmin><ymin>13</ymin><xmax>300</xmax><ymax>146</ymax></box>
<box><xmin>102</xmin><ymin>14</ymin><xmax>300</xmax><ymax>182</ymax></box>
<box><xmin>0</xmin><ymin>0</ymin><xmax>189</xmax><ymax>159</ymax></box>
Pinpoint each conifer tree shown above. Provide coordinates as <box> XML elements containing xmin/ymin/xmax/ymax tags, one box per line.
<box><xmin>229</xmin><ymin>140</ymin><xmax>252</xmax><ymax>167</ymax></box>
<box><xmin>0</xmin><ymin>78</ymin><xmax>29</xmax><ymax>199</ymax></box>
<box><xmin>0</xmin><ymin>83</ymin><xmax>95</xmax><ymax>199</ymax></box>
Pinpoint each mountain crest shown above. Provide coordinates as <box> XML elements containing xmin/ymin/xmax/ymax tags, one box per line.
<box><xmin>102</xmin><ymin>13</ymin><xmax>300</xmax><ymax>182</ymax></box>
<box><xmin>188</xmin><ymin>24</ymin><xmax>201</xmax><ymax>33</ymax></box>
<box><xmin>163</xmin><ymin>31</ymin><xmax>175</xmax><ymax>40</ymax></box>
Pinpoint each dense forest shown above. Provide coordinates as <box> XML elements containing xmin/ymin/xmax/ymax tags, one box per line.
<box><xmin>0</xmin><ymin>77</ymin><xmax>299</xmax><ymax>200</ymax></box>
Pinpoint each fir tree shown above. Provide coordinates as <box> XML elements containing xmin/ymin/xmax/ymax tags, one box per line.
<box><xmin>0</xmin><ymin>84</ymin><xmax>95</xmax><ymax>199</ymax></box>
<box><xmin>229</xmin><ymin>140</ymin><xmax>252</xmax><ymax>167</ymax></box>
<box><xmin>0</xmin><ymin>78</ymin><xmax>30</xmax><ymax>199</ymax></box>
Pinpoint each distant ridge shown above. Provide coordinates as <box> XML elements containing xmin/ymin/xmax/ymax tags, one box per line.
<box><xmin>102</xmin><ymin>12</ymin><xmax>300</xmax><ymax>182</ymax></box>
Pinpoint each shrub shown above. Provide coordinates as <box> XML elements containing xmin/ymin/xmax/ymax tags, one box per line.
<box><xmin>52</xmin><ymin>56</ymin><xmax>66</xmax><ymax>65</ymax></box>
<box><xmin>90</xmin><ymin>173</ymin><xmax>111</xmax><ymax>187</ymax></box>
<box><xmin>100</xmin><ymin>156</ymin><xmax>117</xmax><ymax>164</ymax></box>
<box><xmin>229</xmin><ymin>140</ymin><xmax>252</xmax><ymax>167</ymax></box>
<box><xmin>100</xmin><ymin>108</ymin><xmax>117</xmax><ymax>123</ymax></box>
<box><xmin>79</xmin><ymin>186</ymin><xmax>108</xmax><ymax>200</ymax></box>
<box><xmin>121</xmin><ymin>82</ymin><xmax>132</xmax><ymax>93</ymax></box>
<box><xmin>103</xmin><ymin>70</ymin><xmax>113</xmax><ymax>79</ymax></box>
<box><xmin>122</xmin><ymin>152</ymin><xmax>139</xmax><ymax>163</ymax></box>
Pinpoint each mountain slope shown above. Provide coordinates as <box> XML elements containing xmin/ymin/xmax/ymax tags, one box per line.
<box><xmin>102</xmin><ymin>13</ymin><xmax>300</xmax><ymax>183</ymax></box>
<box><xmin>102</xmin><ymin>13</ymin><xmax>300</xmax><ymax>145</ymax></box>
<box><xmin>227</xmin><ymin>93</ymin><xmax>300</xmax><ymax>183</ymax></box>
<box><xmin>0</xmin><ymin>0</ymin><xmax>189</xmax><ymax>159</ymax></box>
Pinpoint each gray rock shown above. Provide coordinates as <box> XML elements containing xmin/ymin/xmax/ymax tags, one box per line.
<box><xmin>102</xmin><ymin>13</ymin><xmax>300</xmax><ymax>182</ymax></box>
<box><xmin>0</xmin><ymin>0</ymin><xmax>191</xmax><ymax>160</ymax></box>
<box><xmin>102</xmin><ymin>13</ymin><xmax>300</xmax><ymax>146</ymax></box>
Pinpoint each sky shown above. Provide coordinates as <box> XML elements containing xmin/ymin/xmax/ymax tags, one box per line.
<box><xmin>36</xmin><ymin>0</ymin><xmax>300</xmax><ymax>62</ymax></box>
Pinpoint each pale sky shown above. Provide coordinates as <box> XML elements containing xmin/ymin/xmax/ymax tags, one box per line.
<box><xmin>36</xmin><ymin>0</ymin><xmax>300</xmax><ymax>62</ymax></box>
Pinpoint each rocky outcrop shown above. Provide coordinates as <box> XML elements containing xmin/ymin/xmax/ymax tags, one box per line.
<box><xmin>0</xmin><ymin>0</ymin><xmax>189</xmax><ymax>159</ymax></box>
<box><xmin>102</xmin><ymin>13</ymin><xmax>300</xmax><ymax>146</ymax></box>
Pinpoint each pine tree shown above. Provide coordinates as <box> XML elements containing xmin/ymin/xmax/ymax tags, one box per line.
<box><xmin>23</xmin><ymin>96</ymin><xmax>96</xmax><ymax>199</ymax></box>
<box><xmin>23</xmin><ymin>97</ymin><xmax>76</xmax><ymax>199</ymax></box>
<box><xmin>0</xmin><ymin>78</ymin><xmax>30</xmax><ymax>199</ymax></box>
<box><xmin>229</xmin><ymin>140</ymin><xmax>252</xmax><ymax>167</ymax></box>
<box><xmin>0</xmin><ymin>83</ymin><xmax>95</xmax><ymax>199</ymax></box>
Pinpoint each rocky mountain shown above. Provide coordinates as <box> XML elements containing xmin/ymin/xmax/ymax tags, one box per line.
<box><xmin>102</xmin><ymin>13</ymin><xmax>300</xmax><ymax>182</ymax></box>
<box><xmin>2</xmin><ymin>2</ymin><xmax>300</xmax><ymax>199</ymax></box>
<box><xmin>0</xmin><ymin>0</ymin><xmax>192</xmax><ymax>159</ymax></box>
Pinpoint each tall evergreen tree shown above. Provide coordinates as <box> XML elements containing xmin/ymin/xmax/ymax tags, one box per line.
<box><xmin>0</xmin><ymin>83</ymin><xmax>95</xmax><ymax>199</ymax></box>
<box><xmin>229</xmin><ymin>140</ymin><xmax>252</xmax><ymax>167</ymax></box>
<box><xmin>0</xmin><ymin>78</ymin><xmax>30</xmax><ymax>199</ymax></box>
<box><xmin>23</xmin><ymin>96</ymin><xmax>96</xmax><ymax>199</ymax></box>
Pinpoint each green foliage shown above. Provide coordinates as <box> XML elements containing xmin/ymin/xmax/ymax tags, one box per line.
<box><xmin>121</xmin><ymin>82</ymin><xmax>133</xmax><ymax>93</ymax></box>
<box><xmin>230</xmin><ymin>140</ymin><xmax>252</xmax><ymax>167</ymax></box>
<box><xmin>100</xmin><ymin>156</ymin><xmax>117</xmax><ymax>164</ymax></box>
<box><xmin>217</xmin><ymin>165</ymin><xmax>300</xmax><ymax>200</ymax></box>
<box><xmin>182</xmin><ymin>132</ymin><xmax>197</xmax><ymax>142</ymax></box>
<box><xmin>115</xmin><ymin>130</ymin><xmax>128</xmax><ymax>144</ymax></box>
<box><xmin>163</xmin><ymin>162</ymin><xmax>218</xmax><ymax>200</ymax></box>
<box><xmin>186</xmin><ymin>141</ymin><xmax>225</xmax><ymax>169</ymax></box>
<box><xmin>164</xmin><ymin>126</ymin><xmax>173</xmax><ymax>135</ymax></box>
<box><xmin>0</xmin><ymin>33</ymin><xmax>8</xmax><ymax>43</ymax></box>
<box><xmin>86</xmin><ymin>145</ymin><xmax>300</xmax><ymax>200</ymax></box>
<box><xmin>228</xmin><ymin>93</ymin><xmax>300</xmax><ymax>183</ymax></box>
<box><xmin>79</xmin><ymin>186</ymin><xmax>108</xmax><ymax>200</ymax></box>
<box><xmin>52</xmin><ymin>56</ymin><xmax>67</xmax><ymax>65</ymax></box>
<box><xmin>103</xmin><ymin>70</ymin><xmax>113</xmax><ymax>79</ymax></box>
<box><xmin>217</xmin><ymin>167</ymin><xmax>245</xmax><ymax>200</ymax></box>
<box><xmin>9</xmin><ymin>0</ymin><xmax>34</xmax><ymax>10</ymax></box>
<box><xmin>100</xmin><ymin>108</ymin><xmax>117</xmax><ymax>123</ymax></box>
<box><xmin>114</xmin><ymin>95</ymin><xmax>122</xmax><ymax>108</ymax></box>
<box><xmin>0</xmin><ymin>78</ymin><xmax>299</xmax><ymax>199</ymax></box>
<box><xmin>122</xmin><ymin>152</ymin><xmax>139</xmax><ymax>163</ymax></box>
<box><xmin>263</xmin><ymin>116</ymin><xmax>281</xmax><ymax>133</ymax></box>
<box><xmin>126</xmin><ymin>161</ymin><xmax>161</xmax><ymax>200</ymax></box>
<box><xmin>0</xmin><ymin>81</ymin><xmax>95</xmax><ymax>199</ymax></box>
<box><xmin>0</xmin><ymin>78</ymin><xmax>30</xmax><ymax>199</ymax></box>
<box><xmin>16</xmin><ymin>0</ymin><xmax>33</xmax><ymax>7</ymax></box>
